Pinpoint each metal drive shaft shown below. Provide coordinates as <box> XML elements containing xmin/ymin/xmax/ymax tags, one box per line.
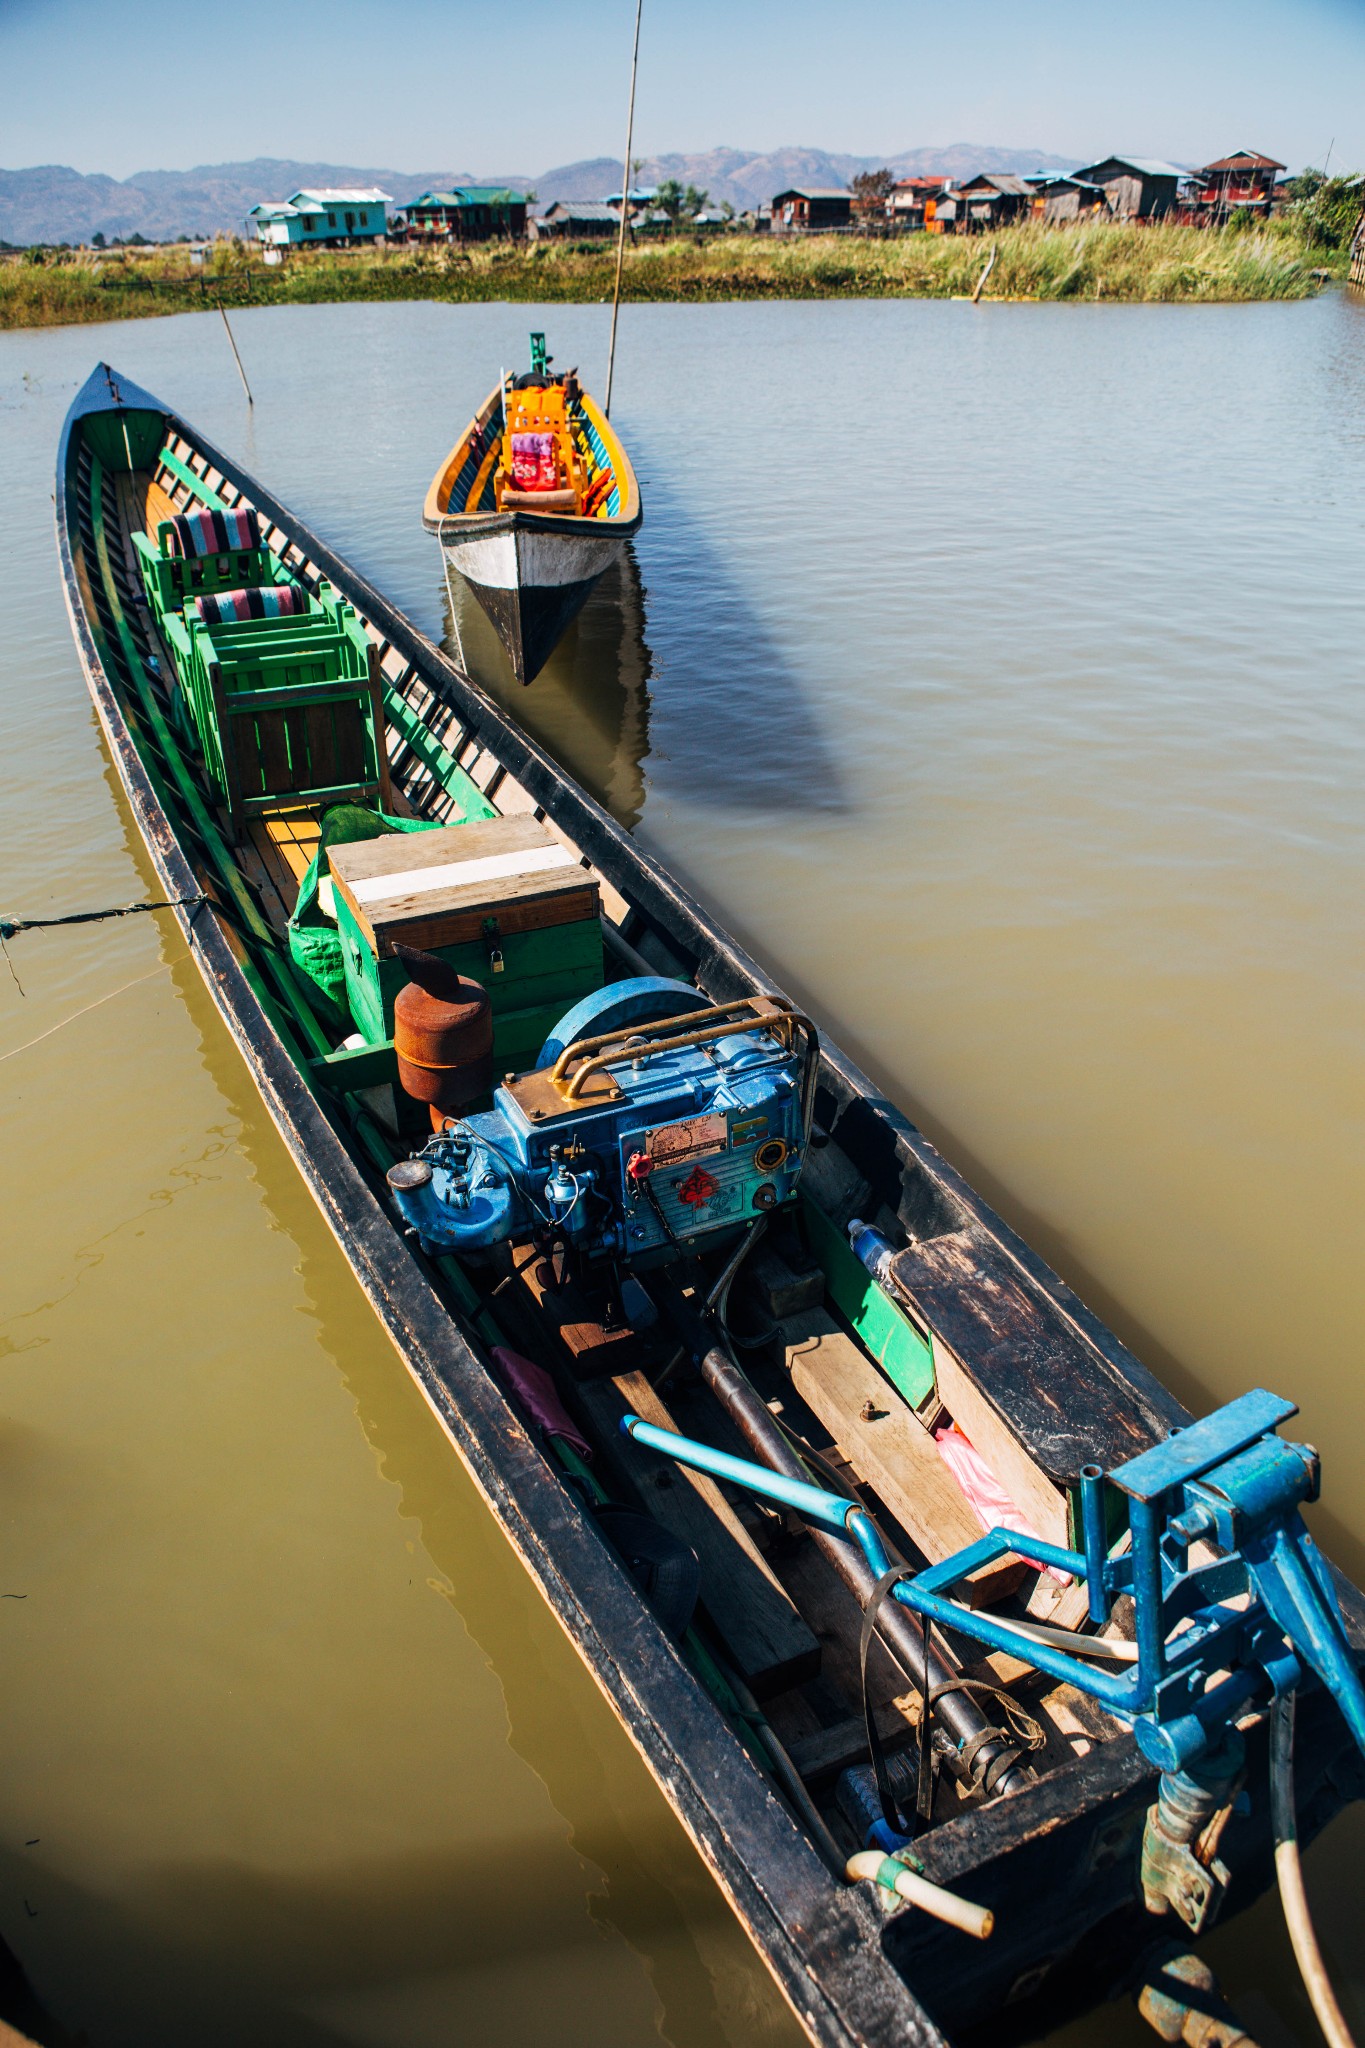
<box><xmin>696</xmin><ymin>1345</ymin><xmax>1035</xmax><ymax>1799</ymax></box>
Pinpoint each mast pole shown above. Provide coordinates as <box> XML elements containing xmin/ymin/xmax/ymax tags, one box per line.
<box><xmin>604</xmin><ymin>0</ymin><xmax>644</xmax><ymax>419</ymax></box>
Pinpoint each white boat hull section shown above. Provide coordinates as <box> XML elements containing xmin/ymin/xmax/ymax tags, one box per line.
<box><xmin>442</xmin><ymin>527</ymin><xmax>626</xmax><ymax>592</ymax></box>
<box><xmin>441</xmin><ymin>526</ymin><xmax>630</xmax><ymax>682</ymax></box>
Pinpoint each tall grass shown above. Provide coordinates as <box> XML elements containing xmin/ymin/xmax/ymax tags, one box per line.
<box><xmin>0</xmin><ymin>216</ymin><xmax>1344</xmax><ymax>331</ymax></box>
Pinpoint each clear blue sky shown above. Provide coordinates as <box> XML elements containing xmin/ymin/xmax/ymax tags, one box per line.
<box><xmin>4</xmin><ymin>0</ymin><xmax>1363</xmax><ymax>178</ymax></box>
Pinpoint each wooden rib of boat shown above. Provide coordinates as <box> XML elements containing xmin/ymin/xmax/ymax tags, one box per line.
<box><xmin>423</xmin><ymin>334</ymin><xmax>641</xmax><ymax>686</ymax></box>
<box><xmin>57</xmin><ymin>363</ymin><xmax>1364</xmax><ymax>2048</ymax></box>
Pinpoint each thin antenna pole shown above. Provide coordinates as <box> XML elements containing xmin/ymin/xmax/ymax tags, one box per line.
<box><xmin>217</xmin><ymin>298</ymin><xmax>253</xmax><ymax>405</ymax></box>
<box><xmin>604</xmin><ymin>0</ymin><xmax>644</xmax><ymax>419</ymax></box>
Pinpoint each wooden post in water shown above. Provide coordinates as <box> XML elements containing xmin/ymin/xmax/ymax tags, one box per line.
<box><xmin>972</xmin><ymin>243</ymin><xmax>998</xmax><ymax>305</ymax></box>
<box><xmin>217</xmin><ymin>299</ymin><xmax>253</xmax><ymax>405</ymax></box>
<box><xmin>604</xmin><ymin>0</ymin><xmax>644</xmax><ymax>419</ymax></box>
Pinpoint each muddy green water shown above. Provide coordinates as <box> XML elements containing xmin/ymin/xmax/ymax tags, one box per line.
<box><xmin>1</xmin><ymin>297</ymin><xmax>1362</xmax><ymax>2048</ymax></box>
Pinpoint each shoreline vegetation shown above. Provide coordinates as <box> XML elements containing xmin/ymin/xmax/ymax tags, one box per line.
<box><xmin>2</xmin><ymin>215</ymin><xmax>1356</xmax><ymax>330</ymax></box>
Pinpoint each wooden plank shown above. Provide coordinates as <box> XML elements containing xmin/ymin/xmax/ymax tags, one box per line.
<box><xmin>576</xmin><ymin>1367</ymin><xmax>822</xmax><ymax>1701</ymax></box>
<box><xmin>512</xmin><ymin>1242</ymin><xmax>653</xmax><ymax>1379</ymax></box>
<box><xmin>247</xmin><ymin>819</ymin><xmax>299</xmax><ymax>916</ymax></box>
<box><xmin>208</xmin><ymin>659</ymin><xmax>244</xmax><ymax>829</ymax></box>
<box><xmin>251</xmin><ymin>705</ymin><xmax>295</xmax><ymax>800</ymax></box>
<box><xmin>265</xmin><ymin>810</ymin><xmax>321</xmax><ymax>883</ymax></box>
<box><xmin>786</xmin><ymin>1707</ymin><xmax>918</xmax><ymax>1787</ymax></box>
<box><xmin>330</xmin><ymin>811</ymin><xmax>557</xmax><ymax>882</ymax></box>
<box><xmin>329</xmin><ymin>700</ymin><xmax>367</xmax><ymax>790</ymax></box>
<box><xmin>367</xmin><ymin>650</ymin><xmax>393</xmax><ymax>809</ymax></box>
<box><xmin>928</xmin><ymin>1329</ymin><xmax>1071</xmax><ymax>1553</ymax></box>
<box><xmin>144</xmin><ymin>475</ymin><xmax>179</xmax><ymax>533</ymax></box>
<box><xmin>237</xmin><ymin>831</ymin><xmax>291</xmax><ymax>935</ymax></box>
<box><xmin>888</xmin><ymin>1229</ymin><xmax>1162</xmax><ymax>1486</ymax></box>
<box><xmin>782</xmin><ymin>1307</ymin><xmax>1027</xmax><ymax>1608</ymax></box>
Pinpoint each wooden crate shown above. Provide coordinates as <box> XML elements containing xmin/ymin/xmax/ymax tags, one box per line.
<box><xmin>329</xmin><ymin>815</ymin><xmax>603</xmax><ymax>1055</ymax></box>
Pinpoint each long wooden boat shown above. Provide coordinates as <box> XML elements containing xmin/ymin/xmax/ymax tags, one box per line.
<box><xmin>57</xmin><ymin>363</ymin><xmax>1365</xmax><ymax>2048</ymax></box>
<box><xmin>423</xmin><ymin>334</ymin><xmax>641</xmax><ymax>685</ymax></box>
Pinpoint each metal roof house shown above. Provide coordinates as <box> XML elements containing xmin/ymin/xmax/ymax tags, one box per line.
<box><xmin>404</xmin><ymin>188</ymin><xmax>527</xmax><ymax>241</ymax></box>
<box><xmin>1025</xmin><ymin>174</ymin><xmax>1107</xmax><ymax>224</ymax></box>
<box><xmin>950</xmin><ymin>172</ymin><xmax>1034</xmax><ymax>230</ymax></box>
<box><xmin>772</xmin><ymin>187</ymin><xmax>851</xmax><ymax>231</ymax></box>
<box><xmin>1072</xmin><ymin>156</ymin><xmax>1186</xmax><ymax>219</ymax></box>
<box><xmin>247</xmin><ymin>187</ymin><xmax>392</xmax><ymax>248</ymax></box>
<box><xmin>889</xmin><ymin>177</ymin><xmax>951</xmax><ymax>229</ymax></box>
<box><xmin>532</xmin><ymin>201</ymin><xmax>621</xmax><ymax>240</ymax></box>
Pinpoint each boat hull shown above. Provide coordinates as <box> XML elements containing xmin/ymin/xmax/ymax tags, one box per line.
<box><xmin>56</xmin><ymin>364</ymin><xmax>1365</xmax><ymax>2048</ymax></box>
<box><xmin>442</xmin><ymin>521</ymin><xmax>629</xmax><ymax>683</ymax></box>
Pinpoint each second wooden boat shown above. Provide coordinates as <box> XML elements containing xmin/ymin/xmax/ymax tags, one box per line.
<box><xmin>423</xmin><ymin>333</ymin><xmax>642</xmax><ymax>685</ymax></box>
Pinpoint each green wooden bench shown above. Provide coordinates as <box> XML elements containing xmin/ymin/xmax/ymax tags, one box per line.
<box><xmin>161</xmin><ymin>579</ymin><xmax>391</xmax><ymax>829</ymax></box>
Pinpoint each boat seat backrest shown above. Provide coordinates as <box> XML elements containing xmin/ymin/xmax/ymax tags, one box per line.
<box><xmin>164</xmin><ymin>507</ymin><xmax>262</xmax><ymax>559</ymax></box>
<box><xmin>191</xmin><ymin>584</ymin><xmax>309</xmax><ymax>627</ymax></box>
<box><xmin>148</xmin><ymin>506</ymin><xmax>270</xmax><ymax>601</ymax></box>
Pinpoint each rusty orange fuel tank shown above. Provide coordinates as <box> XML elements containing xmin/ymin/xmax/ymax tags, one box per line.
<box><xmin>391</xmin><ymin>944</ymin><xmax>493</xmax><ymax>1115</ymax></box>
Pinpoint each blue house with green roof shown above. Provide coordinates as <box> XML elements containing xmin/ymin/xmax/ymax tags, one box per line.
<box><xmin>404</xmin><ymin>188</ymin><xmax>527</xmax><ymax>241</ymax></box>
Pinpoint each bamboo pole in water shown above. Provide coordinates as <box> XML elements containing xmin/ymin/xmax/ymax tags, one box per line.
<box><xmin>217</xmin><ymin>299</ymin><xmax>253</xmax><ymax>405</ymax></box>
<box><xmin>604</xmin><ymin>0</ymin><xmax>644</xmax><ymax>419</ymax></box>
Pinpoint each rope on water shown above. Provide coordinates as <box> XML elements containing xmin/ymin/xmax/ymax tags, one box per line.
<box><xmin>0</xmin><ymin>893</ymin><xmax>207</xmax><ymax>941</ymax></box>
<box><xmin>0</xmin><ymin>961</ymin><xmax>175</xmax><ymax>1064</ymax></box>
<box><xmin>0</xmin><ymin>894</ymin><xmax>207</xmax><ymax>998</ymax></box>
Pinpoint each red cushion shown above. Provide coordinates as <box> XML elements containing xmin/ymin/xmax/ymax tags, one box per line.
<box><xmin>510</xmin><ymin>432</ymin><xmax>559</xmax><ymax>491</ymax></box>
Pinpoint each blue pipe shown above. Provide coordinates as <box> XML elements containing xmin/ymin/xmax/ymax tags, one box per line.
<box><xmin>620</xmin><ymin>1415</ymin><xmax>861</xmax><ymax>1535</ymax></box>
<box><xmin>1130</xmin><ymin>1497</ymin><xmax>1168</xmax><ymax>1689</ymax></box>
<box><xmin>901</xmin><ymin>1581</ymin><xmax>1141</xmax><ymax>1715</ymax></box>
<box><xmin>1080</xmin><ymin>1465</ymin><xmax>1110</xmax><ymax>1627</ymax></box>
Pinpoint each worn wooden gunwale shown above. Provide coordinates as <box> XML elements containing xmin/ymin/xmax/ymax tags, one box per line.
<box><xmin>55</xmin><ymin>364</ymin><xmax>1365</xmax><ymax>2047</ymax></box>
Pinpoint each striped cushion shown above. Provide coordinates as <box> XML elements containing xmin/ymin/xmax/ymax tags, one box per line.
<box><xmin>166</xmin><ymin>506</ymin><xmax>261</xmax><ymax>558</ymax></box>
<box><xmin>192</xmin><ymin>583</ymin><xmax>308</xmax><ymax>626</ymax></box>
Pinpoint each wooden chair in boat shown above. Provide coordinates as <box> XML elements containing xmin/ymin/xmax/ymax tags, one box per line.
<box><xmin>133</xmin><ymin>505</ymin><xmax>276</xmax><ymax>629</ymax></box>
<box><xmin>160</xmin><ymin>576</ymin><xmax>391</xmax><ymax>832</ymax></box>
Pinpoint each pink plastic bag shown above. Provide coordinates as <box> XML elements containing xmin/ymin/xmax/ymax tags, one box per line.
<box><xmin>934</xmin><ymin>1425</ymin><xmax>1072</xmax><ymax>1584</ymax></box>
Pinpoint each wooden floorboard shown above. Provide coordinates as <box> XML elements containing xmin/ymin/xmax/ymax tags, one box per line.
<box><xmin>242</xmin><ymin>827</ymin><xmax>292</xmax><ymax>933</ymax></box>
<box><xmin>264</xmin><ymin>810</ymin><xmax>321</xmax><ymax>893</ymax></box>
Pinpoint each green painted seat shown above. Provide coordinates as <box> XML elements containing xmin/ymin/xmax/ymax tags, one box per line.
<box><xmin>160</xmin><ymin>577</ymin><xmax>391</xmax><ymax>829</ymax></box>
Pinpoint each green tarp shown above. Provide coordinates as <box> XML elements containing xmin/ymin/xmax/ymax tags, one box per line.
<box><xmin>287</xmin><ymin>804</ymin><xmax>439</xmax><ymax>1017</ymax></box>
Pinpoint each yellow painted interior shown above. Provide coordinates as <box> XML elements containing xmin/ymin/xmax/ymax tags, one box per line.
<box><xmin>422</xmin><ymin>378</ymin><xmax>641</xmax><ymax>532</ymax></box>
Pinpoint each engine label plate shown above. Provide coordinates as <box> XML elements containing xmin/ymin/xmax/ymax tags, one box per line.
<box><xmin>645</xmin><ymin>1113</ymin><xmax>728</xmax><ymax>1166</ymax></box>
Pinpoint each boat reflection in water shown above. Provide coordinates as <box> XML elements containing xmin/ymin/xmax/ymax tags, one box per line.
<box><xmin>440</xmin><ymin>545</ymin><xmax>653</xmax><ymax>832</ymax></box>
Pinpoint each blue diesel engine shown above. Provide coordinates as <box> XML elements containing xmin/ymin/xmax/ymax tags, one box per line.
<box><xmin>386</xmin><ymin>977</ymin><xmax>817</xmax><ymax>1265</ymax></box>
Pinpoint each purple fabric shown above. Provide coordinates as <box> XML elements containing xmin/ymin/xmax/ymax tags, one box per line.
<box><xmin>491</xmin><ymin>1346</ymin><xmax>592</xmax><ymax>1458</ymax></box>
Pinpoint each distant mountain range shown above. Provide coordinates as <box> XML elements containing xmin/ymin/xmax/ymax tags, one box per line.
<box><xmin>1</xmin><ymin>145</ymin><xmax>1079</xmax><ymax>245</ymax></box>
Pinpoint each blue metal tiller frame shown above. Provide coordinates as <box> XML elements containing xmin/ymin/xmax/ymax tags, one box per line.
<box><xmin>621</xmin><ymin>1387</ymin><xmax>1365</xmax><ymax>1774</ymax></box>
